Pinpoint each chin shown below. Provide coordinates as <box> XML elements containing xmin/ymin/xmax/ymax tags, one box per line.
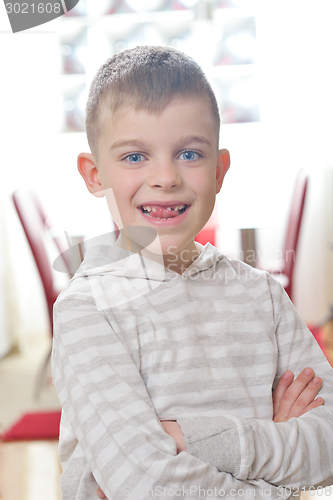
<box><xmin>143</xmin><ymin>236</ymin><xmax>164</xmax><ymax>257</ymax></box>
<box><xmin>146</xmin><ymin>237</ymin><xmax>177</xmax><ymax>256</ymax></box>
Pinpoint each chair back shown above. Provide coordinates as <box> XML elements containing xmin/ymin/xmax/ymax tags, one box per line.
<box><xmin>30</xmin><ymin>190</ymin><xmax>72</xmax><ymax>275</ymax></box>
<box><xmin>12</xmin><ymin>189</ymin><xmax>66</xmax><ymax>335</ymax></box>
<box><xmin>283</xmin><ymin>170</ymin><xmax>308</xmax><ymax>298</ymax></box>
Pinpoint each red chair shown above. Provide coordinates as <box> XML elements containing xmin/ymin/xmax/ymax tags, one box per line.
<box><xmin>30</xmin><ymin>189</ymin><xmax>73</xmax><ymax>277</ymax></box>
<box><xmin>195</xmin><ymin>228</ymin><xmax>216</xmax><ymax>247</ymax></box>
<box><xmin>258</xmin><ymin>170</ymin><xmax>308</xmax><ymax>302</ymax></box>
<box><xmin>12</xmin><ymin>189</ymin><xmax>71</xmax><ymax>334</ymax></box>
<box><xmin>195</xmin><ymin>205</ymin><xmax>219</xmax><ymax>246</ymax></box>
<box><xmin>12</xmin><ymin>189</ymin><xmax>71</xmax><ymax>397</ymax></box>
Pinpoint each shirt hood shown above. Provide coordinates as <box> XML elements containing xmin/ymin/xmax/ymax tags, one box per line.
<box><xmin>70</xmin><ymin>233</ymin><xmax>225</xmax><ymax>283</ymax></box>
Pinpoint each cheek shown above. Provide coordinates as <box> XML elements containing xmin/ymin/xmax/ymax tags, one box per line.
<box><xmin>191</xmin><ymin>173</ymin><xmax>216</xmax><ymax>199</ymax></box>
<box><xmin>104</xmin><ymin>170</ymin><xmax>138</xmax><ymax>197</ymax></box>
<box><xmin>104</xmin><ymin>188</ymin><xmax>124</xmax><ymax>227</ymax></box>
<box><xmin>110</xmin><ymin>176</ymin><xmax>143</xmax><ymax>218</ymax></box>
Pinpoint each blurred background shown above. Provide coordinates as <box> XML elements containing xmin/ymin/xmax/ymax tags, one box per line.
<box><xmin>1</xmin><ymin>2</ymin><xmax>333</xmax><ymax>497</ymax></box>
<box><xmin>1</xmin><ymin>0</ymin><xmax>333</xmax><ymax>356</ymax></box>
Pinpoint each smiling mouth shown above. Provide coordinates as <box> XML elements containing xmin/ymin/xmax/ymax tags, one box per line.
<box><xmin>140</xmin><ymin>205</ymin><xmax>187</xmax><ymax>220</ymax></box>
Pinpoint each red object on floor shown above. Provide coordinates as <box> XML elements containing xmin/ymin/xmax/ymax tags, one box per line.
<box><xmin>1</xmin><ymin>411</ymin><xmax>61</xmax><ymax>441</ymax></box>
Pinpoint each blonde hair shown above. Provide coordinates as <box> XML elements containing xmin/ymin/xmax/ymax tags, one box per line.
<box><xmin>85</xmin><ymin>45</ymin><xmax>220</xmax><ymax>158</ymax></box>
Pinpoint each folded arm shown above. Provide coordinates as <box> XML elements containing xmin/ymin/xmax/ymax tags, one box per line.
<box><xmin>176</xmin><ymin>281</ymin><xmax>333</xmax><ymax>488</ymax></box>
<box><xmin>53</xmin><ymin>296</ymin><xmax>284</xmax><ymax>500</ymax></box>
<box><xmin>97</xmin><ymin>349</ymin><xmax>325</xmax><ymax>500</ymax></box>
<box><xmin>160</xmin><ymin>367</ymin><xmax>324</xmax><ymax>452</ymax></box>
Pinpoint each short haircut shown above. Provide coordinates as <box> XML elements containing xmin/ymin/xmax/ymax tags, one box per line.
<box><xmin>85</xmin><ymin>45</ymin><xmax>221</xmax><ymax>158</ymax></box>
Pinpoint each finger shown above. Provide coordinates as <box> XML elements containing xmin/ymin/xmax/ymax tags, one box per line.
<box><xmin>97</xmin><ymin>488</ymin><xmax>106</xmax><ymax>499</ymax></box>
<box><xmin>287</xmin><ymin>377</ymin><xmax>322</xmax><ymax>419</ymax></box>
<box><xmin>272</xmin><ymin>371</ymin><xmax>294</xmax><ymax>417</ymax></box>
<box><xmin>276</xmin><ymin>397</ymin><xmax>325</xmax><ymax>422</ymax></box>
<box><xmin>299</xmin><ymin>397</ymin><xmax>325</xmax><ymax>416</ymax></box>
<box><xmin>276</xmin><ymin>368</ymin><xmax>315</xmax><ymax>419</ymax></box>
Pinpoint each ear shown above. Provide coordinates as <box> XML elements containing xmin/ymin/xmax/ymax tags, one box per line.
<box><xmin>216</xmin><ymin>148</ymin><xmax>230</xmax><ymax>194</ymax></box>
<box><xmin>77</xmin><ymin>152</ymin><xmax>105</xmax><ymax>198</ymax></box>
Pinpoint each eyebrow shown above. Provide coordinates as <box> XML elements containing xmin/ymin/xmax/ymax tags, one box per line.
<box><xmin>179</xmin><ymin>135</ymin><xmax>212</xmax><ymax>148</ymax></box>
<box><xmin>109</xmin><ymin>140</ymin><xmax>148</xmax><ymax>152</ymax></box>
<box><xmin>109</xmin><ymin>136</ymin><xmax>211</xmax><ymax>151</ymax></box>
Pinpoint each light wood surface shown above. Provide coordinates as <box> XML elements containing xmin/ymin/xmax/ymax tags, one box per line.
<box><xmin>0</xmin><ymin>441</ymin><xmax>61</xmax><ymax>500</ymax></box>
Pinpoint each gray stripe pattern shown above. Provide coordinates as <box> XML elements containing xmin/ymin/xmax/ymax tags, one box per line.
<box><xmin>52</xmin><ymin>242</ymin><xmax>333</xmax><ymax>499</ymax></box>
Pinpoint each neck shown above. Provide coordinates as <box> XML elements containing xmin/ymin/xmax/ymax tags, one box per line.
<box><xmin>114</xmin><ymin>231</ymin><xmax>200</xmax><ymax>275</ymax></box>
<box><xmin>162</xmin><ymin>243</ymin><xmax>201</xmax><ymax>274</ymax></box>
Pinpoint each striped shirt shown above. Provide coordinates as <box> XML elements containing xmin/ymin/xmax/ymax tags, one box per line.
<box><xmin>52</xmin><ymin>242</ymin><xmax>333</xmax><ymax>499</ymax></box>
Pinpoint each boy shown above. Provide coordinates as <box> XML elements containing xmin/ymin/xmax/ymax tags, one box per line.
<box><xmin>52</xmin><ymin>46</ymin><xmax>333</xmax><ymax>499</ymax></box>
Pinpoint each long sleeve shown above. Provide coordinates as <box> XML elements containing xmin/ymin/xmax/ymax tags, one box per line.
<box><xmin>52</xmin><ymin>295</ymin><xmax>286</xmax><ymax>500</ymax></box>
<box><xmin>177</xmin><ymin>277</ymin><xmax>333</xmax><ymax>488</ymax></box>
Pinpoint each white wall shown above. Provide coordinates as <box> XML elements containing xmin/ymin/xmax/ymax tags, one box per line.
<box><xmin>257</xmin><ymin>0</ymin><xmax>333</xmax><ymax>322</ymax></box>
<box><xmin>0</xmin><ymin>190</ymin><xmax>11</xmax><ymax>357</ymax></box>
<box><xmin>217</xmin><ymin>0</ymin><xmax>333</xmax><ymax>322</ymax></box>
<box><xmin>0</xmin><ymin>29</ymin><xmax>60</xmax><ymax>346</ymax></box>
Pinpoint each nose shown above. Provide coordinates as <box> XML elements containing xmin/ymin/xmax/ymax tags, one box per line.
<box><xmin>148</xmin><ymin>158</ymin><xmax>182</xmax><ymax>190</ymax></box>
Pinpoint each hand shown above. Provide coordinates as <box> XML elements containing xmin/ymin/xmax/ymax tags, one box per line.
<box><xmin>273</xmin><ymin>367</ymin><xmax>324</xmax><ymax>422</ymax></box>
<box><xmin>97</xmin><ymin>488</ymin><xmax>107</xmax><ymax>499</ymax></box>
<box><xmin>96</xmin><ymin>367</ymin><xmax>325</xmax><ymax>499</ymax></box>
<box><xmin>160</xmin><ymin>420</ymin><xmax>187</xmax><ymax>453</ymax></box>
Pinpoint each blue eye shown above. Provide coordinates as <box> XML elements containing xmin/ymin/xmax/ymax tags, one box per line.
<box><xmin>127</xmin><ymin>153</ymin><xmax>143</xmax><ymax>163</ymax></box>
<box><xmin>179</xmin><ymin>151</ymin><xmax>202</xmax><ymax>161</ymax></box>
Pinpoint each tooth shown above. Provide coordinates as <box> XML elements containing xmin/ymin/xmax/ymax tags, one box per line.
<box><xmin>142</xmin><ymin>204</ymin><xmax>185</xmax><ymax>213</ymax></box>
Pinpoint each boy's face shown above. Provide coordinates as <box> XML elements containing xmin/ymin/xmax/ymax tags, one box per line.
<box><xmin>78</xmin><ymin>96</ymin><xmax>230</xmax><ymax>264</ymax></box>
